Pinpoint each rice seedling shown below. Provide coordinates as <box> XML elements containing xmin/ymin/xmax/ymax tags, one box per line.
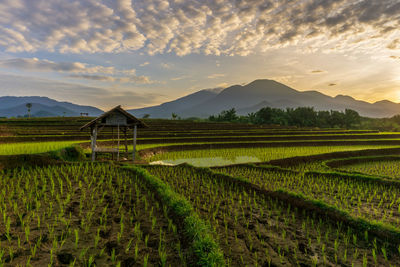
<box><xmin>144</xmin><ymin>164</ymin><xmax>399</xmax><ymax>266</ymax></box>
<box><xmin>338</xmin><ymin>159</ymin><xmax>400</xmax><ymax>179</ymax></box>
<box><xmin>214</xmin><ymin>165</ymin><xmax>400</xmax><ymax>229</ymax></box>
<box><xmin>0</xmin><ymin>163</ymin><xmax>185</xmax><ymax>266</ymax></box>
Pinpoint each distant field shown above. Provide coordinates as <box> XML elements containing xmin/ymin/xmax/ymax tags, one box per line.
<box><xmin>147</xmin><ymin>145</ymin><xmax>400</xmax><ymax>166</ymax></box>
<box><xmin>0</xmin><ymin>141</ymin><xmax>79</xmax><ymax>155</ymax></box>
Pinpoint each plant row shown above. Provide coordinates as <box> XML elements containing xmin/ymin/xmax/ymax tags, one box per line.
<box><xmin>143</xmin><ymin>164</ymin><xmax>400</xmax><ymax>266</ymax></box>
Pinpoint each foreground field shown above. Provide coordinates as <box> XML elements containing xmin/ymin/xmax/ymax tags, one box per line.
<box><xmin>214</xmin><ymin>164</ymin><xmax>400</xmax><ymax>229</ymax></box>
<box><xmin>144</xmin><ymin>164</ymin><xmax>400</xmax><ymax>266</ymax></box>
<box><xmin>0</xmin><ymin>164</ymin><xmax>186</xmax><ymax>266</ymax></box>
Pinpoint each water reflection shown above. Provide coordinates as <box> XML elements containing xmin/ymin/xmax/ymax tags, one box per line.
<box><xmin>149</xmin><ymin>156</ymin><xmax>260</xmax><ymax>167</ymax></box>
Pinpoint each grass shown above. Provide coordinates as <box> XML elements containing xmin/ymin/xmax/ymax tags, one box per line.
<box><xmin>122</xmin><ymin>165</ymin><xmax>225</xmax><ymax>266</ymax></box>
<box><xmin>0</xmin><ymin>141</ymin><xmax>79</xmax><ymax>155</ymax></box>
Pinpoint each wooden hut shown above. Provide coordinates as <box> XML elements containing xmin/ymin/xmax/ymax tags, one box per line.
<box><xmin>80</xmin><ymin>105</ymin><xmax>147</xmax><ymax>162</ymax></box>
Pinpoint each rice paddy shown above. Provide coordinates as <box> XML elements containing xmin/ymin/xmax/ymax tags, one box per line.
<box><xmin>338</xmin><ymin>159</ymin><xmax>400</xmax><ymax>179</ymax></box>
<box><xmin>148</xmin><ymin>145</ymin><xmax>400</xmax><ymax>166</ymax></box>
<box><xmin>0</xmin><ymin>141</ymin><xmax>79</xmax><ymax>155</ymax></box>
<box><xmin>1</xmin><ymin>117</ymin><xmax>400</xmax><ymax>266</ymax></box>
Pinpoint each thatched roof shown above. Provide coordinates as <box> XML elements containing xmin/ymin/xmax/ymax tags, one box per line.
<box><xmin>80</xmin><ymin>105</ymin><xmax>148</xmax><ymax>130</ymax></box>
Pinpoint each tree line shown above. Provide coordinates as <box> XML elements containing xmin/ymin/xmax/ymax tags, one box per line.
<box><xmin>208</xmin><ymin>107</ymin><xmax>362</xmax><ymax>128</ymax></box>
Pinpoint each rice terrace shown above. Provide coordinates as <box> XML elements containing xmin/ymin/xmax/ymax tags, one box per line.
<box><xmin>1</xmin><ymin>108</ymin><xmax>400</xmax><ymax>266</ymax></box>
<box><xmin>1</xmin><ymin>1</ymin><xmax>400</xmax><ymax>266</ymax></box>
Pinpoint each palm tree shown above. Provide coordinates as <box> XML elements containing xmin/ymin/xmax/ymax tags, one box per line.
<box><xmin>26</xmin><ymin>103</ymin><xmax>32</xmax><ymax>118</ymax></box>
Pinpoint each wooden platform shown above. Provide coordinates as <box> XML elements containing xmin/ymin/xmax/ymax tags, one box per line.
<box><xmin>94</xmin><ymin>147</ymin><xmax>119</xmax><ymax>153</ymax></box>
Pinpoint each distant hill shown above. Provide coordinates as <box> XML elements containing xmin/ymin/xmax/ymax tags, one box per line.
<box><xmin>0</xmin><ymin>96</ymin><xmax>103</xmax><ymax>117</ymax></box>
<box><xmin>129</xmin><ymin>88</ymin><xmax>223</xmax><ymax>118</ymax></box>
<box><xmin>129</xmin><ymin>79</ymin><xmax>400</xmax><ymax>118</ymax></box>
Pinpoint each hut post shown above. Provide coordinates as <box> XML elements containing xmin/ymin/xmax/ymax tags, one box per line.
<box><xmin>132</xmin><ymin>124</ymin><xmax>137</xmax><ymax>162</ymax></box>
<box><xmin>91</xmin><ymin>125</ymin><xmax>98</xmax><ymax>162</ymax></box>
<box><xmin>117</xmin><ymin>124</ymin><xmax>120</xmax><ymax>161</ymax></box>
<box><xmin>124</xmin><ymin>127</ymin><xmax>128</xmax><ymax>159</ymax></box>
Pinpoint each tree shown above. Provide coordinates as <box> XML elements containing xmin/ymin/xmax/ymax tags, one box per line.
<box><xmin>329</xmin><ymin>110</ymin><xmax>346</xmax><ymax>128</ymax></box>
<box><xmin>288</xmin><ymin>107</ymin><xmax>317</xmax><ymax>127</ymax></box>
<box><xmin>344</xmin><ymin>109</ymin><xmax>360</xmax><ymax>128</ymax></box>
<box><xmin>246</xmin><ymin>112</ymin><xmax>257</xmax><ymax>124</ymax></box>
<box><xmin>171</xmin><ymin>113</ymin><xmax>178</xmax><ymax>120</ymax></box>
<box><xmin>26</xmin><ymin>103</ymin><xmax>32</xmax><ymax>118</ymax></box>
<box><xmin>218</xmin><ymin>108</ymin><xmax>238</xmax><ymax>122</ymax></box>
<box><xmin>316</xmin><ymin>111</ymin><xmax>331</xmax><ymax>128</ymax></box>
<box><xmin>254</xmin><ymin>107</ymin><xmax>287</xmax><ymax>125</ymax></box>
<box><xmin>209</xmin><ymin>108</ymin><xmax>238</xmax><ymax>122</ymax></box>
<box><xmin>142</xmin><ymin>114</ymin><xmax>150</xmax><ymax>119</ymax></box>
<box><xmin>391</xmin><ymin>114</ymin><xmax>400</xmax><ymax>124</ymax></box>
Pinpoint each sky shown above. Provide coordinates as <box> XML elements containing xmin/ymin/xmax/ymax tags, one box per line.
<box><xmin>0</xmin><ymin>0</ymin><xmax>399</xmax><ymax>109</ymax></box>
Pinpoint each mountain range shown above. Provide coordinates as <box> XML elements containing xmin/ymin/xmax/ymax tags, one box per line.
<box><xmin>0</xmin><ymin>96</ymin><xmax>103</xmax><ymax>117</ymax></box>
<box><xmin>1</xmin><ymin>79</ymin><xmax>399</xmax><ymax>118</ymax></box>
<box><xmin>129</xmin><ymin>79</ymin><xmax>400</xmax><ymax>118</ymax></box>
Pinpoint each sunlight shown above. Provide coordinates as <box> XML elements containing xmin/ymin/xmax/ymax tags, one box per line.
<box><xmin>397</xmin><ymin>90</ymin><xmax>400</xmax><ymax>103</ymax></box>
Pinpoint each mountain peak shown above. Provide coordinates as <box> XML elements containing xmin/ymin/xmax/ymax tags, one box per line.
<box><xmin>335</xmin><ymin>95</ymin><xmax>355</xmax><ymax>101</ymax></box>
<box><xmin>128</xmin><ymin>78</ymin><xmax>399</xmax><ymax>118</ymax></box>
<box><xmin>0</xmin><ymin>96</ymin><xmax>103</xmax><ymax>117</ymax></box>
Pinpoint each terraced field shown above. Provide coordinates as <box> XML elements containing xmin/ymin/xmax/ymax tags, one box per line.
<box><xmin>339</xmin><ymin>160</ymin><xmax>400</xmax><ymax>178</ymax></box>
<box><xmin>1</xmin><ymin>117</ymin><xmax>400</xmax><ymax>266</ymax></box>
<box><xmin>143</xmin><ymin>164</ymin><xmax>400</xmax><ymax>266</ymax></box>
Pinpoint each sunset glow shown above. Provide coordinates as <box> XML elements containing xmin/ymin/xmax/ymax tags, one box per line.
<box><xmin>0</xmin><ymin>0</ymin><xmax>399</xmax><ymax>108</ymax></box>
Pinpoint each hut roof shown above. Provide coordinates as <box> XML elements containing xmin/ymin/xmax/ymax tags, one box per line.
<box><xmin>80</xmin><ymin>105</ymin><xmax>148</xmax><ymax>130</ymax></box>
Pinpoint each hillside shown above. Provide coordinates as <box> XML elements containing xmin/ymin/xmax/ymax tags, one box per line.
<box><xmin>129</xmin><ymin>79</ymin><xmax>400</xmax><ymax>118</ymax></box>
<box><xmin>0</xmin><ymin>96</ymin><xmax>103</xmax><ymax>117</ymax></box>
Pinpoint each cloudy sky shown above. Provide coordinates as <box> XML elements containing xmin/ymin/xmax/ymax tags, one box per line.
<box><xmin>0</xmin><ymin>0</ymin><xmax>399</xmax><ymax>109</ymax></box>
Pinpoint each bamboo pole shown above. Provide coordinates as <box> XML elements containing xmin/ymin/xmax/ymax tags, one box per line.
<box><xmin>91</xmin><ymin>126</ymin><xmax>97</xmax><ymax>162</ymax></box>
<box><xmin>124</xmin><ymin>128</ymin><xmax>128</xmax><ymax>159</ymax></box>
<box><xmin>117</xmin><ymin>124</ymin><xmax>120</xmax><ymax>161</ymax></box>
<box><xmin>132</xmin><ymin>124</ymin><xmax>137</xmax><ymax>162</ymax></box>
<box><xmin>111</xmin><ymin>127</ymin><xmax>114</xmax><ymax>160</ymax></box>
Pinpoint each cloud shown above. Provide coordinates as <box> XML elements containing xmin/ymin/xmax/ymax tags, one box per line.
<box><xmin>216</xmin><ymin>82</ymin><xmax>229</xmax><ymax>88</ymax></box>
<box><xmin>160</xmin><ymin>62</ymin><xmax>172</xmax><ymax>69</ymax></box>
<box><xmin>207</xmin><ymin>73</ymin><xmax>225</xmax><ymax>79</ymax></box>
<box><xmin>311</xmin><ymin>70</ymin><xmax>325</xmax><ymax>74</ymax></box>
<box><xmin>69</xmin><ymin>74</ymin><xmax>154</xmax><ymax>84</ymax></box>
<box><xmin>0</xmin><ymin>57</ymin><xmax>155</xmax><ymax>84</ymax></box>
<box><xmin>387</xmin><ymin>39</ymin><xmax>400</xmax><ymax>50</ymax></box>
<box><xmin>69</xmin><ymin>74</ymin><xmax>115</xmax><ymax>82</ymax></box>
<box><xmin>0</xmin><ymin>58</ymin><xmax>114</xmax><ymax>73</ymax></box>
<box><xmin>0</xmin><ymin>0</ymin><xmax>397</xmax><ymax>56</ymax></box>
<box><xmin>140</xmin><ymin>61</ymin><xmax>150</xmax><ymax>67</ymax></box>
<box><xmin>170</xmin><ymin>76</ymin><xmax>188</xmax><ymax>81</ymax></box>
<box><xmin>328</xmin><ymin>83</ymin><xmax>337</xmax><ymax>86</ymax></box>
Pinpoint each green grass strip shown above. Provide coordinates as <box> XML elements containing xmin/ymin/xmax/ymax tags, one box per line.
<box><xmin>122</xmin><ymin>165</ymin><xmax>225</xmax><ymax>267</ymax></box>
